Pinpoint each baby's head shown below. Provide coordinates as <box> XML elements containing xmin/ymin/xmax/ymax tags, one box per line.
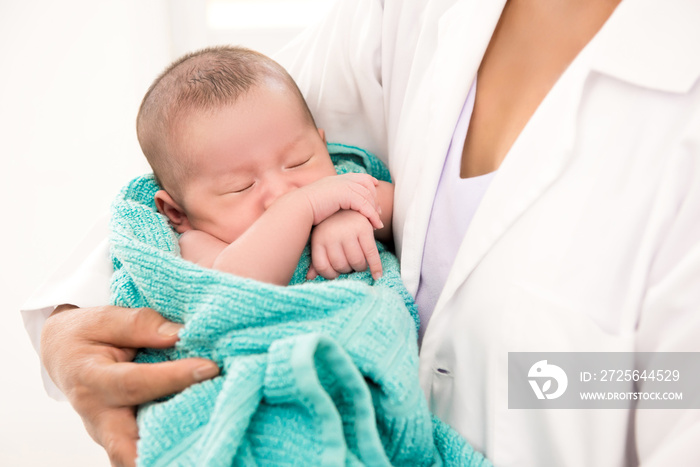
<box><xmin>136</xmin><ymin>46</ymin><xmax>335</xmax><ymax>242</ymax></box>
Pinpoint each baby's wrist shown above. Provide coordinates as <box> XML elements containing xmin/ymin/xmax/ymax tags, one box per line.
<box><xmin>275</xmin><ymin>188</ymin><xmax>317</xmax><ymax>226</ymax></box>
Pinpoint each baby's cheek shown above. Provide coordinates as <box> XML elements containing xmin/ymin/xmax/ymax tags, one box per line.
<box><xmin>218</xmin><ymin>205</ymin><xmax>262</xmax><ymax>243</ymax></box>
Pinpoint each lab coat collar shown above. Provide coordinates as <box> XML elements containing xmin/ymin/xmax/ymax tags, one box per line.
<box><xmin>589</xmin><ymin>0</ymin><xmax>700</xmax><ymax>94</ymax></box>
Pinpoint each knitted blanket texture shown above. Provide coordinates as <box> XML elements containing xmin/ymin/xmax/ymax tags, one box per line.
<box><xmin>109</xmin><ymin>144</ymin><xmax>490</xmax><ymax>467</ymax></box>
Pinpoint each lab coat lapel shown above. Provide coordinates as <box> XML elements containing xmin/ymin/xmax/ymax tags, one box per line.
<box><xmin>397</xmin><ymin>0</ymin><xmax>506</xmax><ymax>295</ymax></box>
<box><xmin>434</xmin><ymin>0</ymin><xmax>700</xmax><ymax>313</ymax></box>
<box><xmin>437</xmin><ymin>66</ymin><xmax>589</xmax><ymax>311</ymax></box>
<box><xmin>433</xmin><ymin>27</ymin><xmax>597</xmax><ymax>313</ymax></box>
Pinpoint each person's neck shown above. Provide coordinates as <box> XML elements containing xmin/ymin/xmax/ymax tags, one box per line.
<box><xmin>460</xmin><ymin>0</ymin><xmax>622</xmax><ymax>178</ymax></box>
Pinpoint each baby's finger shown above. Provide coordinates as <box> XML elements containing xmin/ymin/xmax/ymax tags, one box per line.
<box><xmin>343</xmin><ymin>239</ymin><xmax>369</xmax><ymax>273</ymax></box>
<box><xmin>359</xmin><ymin>233</ymin><xmax>383</xmax><ymax>280</ymax></box>
<box><xmin>342</xmin><ymin>174</ymin><xmax>379</xmax><ymax>206</ymax></box>
<box><xmin>359</xmin><ymin>175</ymin><xmax>380</xmax><ymax>210</ymax></box>
<box><xmin>355</xmin><ymin>174</ymin><xmax>379</xmax><ymax>197</ymax></box>
<box><xmin>306</xmin><ymin>264</ymin><xmax>318</xmax><ymax>280</ymax></box>
<box><xmin>343</xmin><ymin>172</ymin><xmax>379</xmax><ymax>190</ymax></box>
<box><xmin>344</xmin><ymin>191</ymin><xmax>383</xmax><ymax>230</ymax></box>
<box><xmin>311</xmin><ymin>244</ymin><xmax>339</xmax><ymax>280</ymax></box>
<box><xmin>327</xmin><ymin>243</ymin><xmax>353</xmax><ymax>274</ymax></box>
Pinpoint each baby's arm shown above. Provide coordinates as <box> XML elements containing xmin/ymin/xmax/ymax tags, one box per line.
<box><xmin>308</xmin><ymin>181</ymin><xmax>394</xmax><ymax>280</ymax></box>
<box><xmin>180</xmin><ymin>173</ymin><xmax>382</xmax><ymax>285</ymax></box>
<box><xmin>179</xmin><ymin>230</ymin><xmax>229</xmax><ymax>268</ymax></box>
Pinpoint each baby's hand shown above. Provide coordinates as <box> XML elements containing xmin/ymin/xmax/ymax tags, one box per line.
<box><xmin>293</xmin><ymin>173</ymin><xmax>383</xmax><ymax>229</ymax></box>
<box><xmin>307</xmin><ymin>210</ymin><xmax>383</xmax><ymax>281</ymax></box>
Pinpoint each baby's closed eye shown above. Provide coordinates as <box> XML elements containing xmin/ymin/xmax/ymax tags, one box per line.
<box><xmin>229</xmin><ymin>181</ymin><xmax>254</xmax><ymax>194</ymax></box>
<box><xmin>287</xmin><ymin>155</ymin><xmax>312</xmax><ymax>169</ymax></box>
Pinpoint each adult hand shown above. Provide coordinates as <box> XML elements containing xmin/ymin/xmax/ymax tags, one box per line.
<box><xmin>41</xmin><ymin>304</ymin><xmax>220</xmax><ymax>467</ymax></box>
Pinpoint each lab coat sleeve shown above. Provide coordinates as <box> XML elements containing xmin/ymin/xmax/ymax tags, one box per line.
<box><xmin>274</xmin><ymin>0</ymin><xmax>388</xmax><ymax>161</ymax></box>
<box><xmin>634</xmin><ymin>109</ymin><xmax>700</xmax><ymax>465</ymax></box>
<box><xmin>20</xmin><ymin>214</ymin><xmax>113</xmax><ymax>400</ymax></box>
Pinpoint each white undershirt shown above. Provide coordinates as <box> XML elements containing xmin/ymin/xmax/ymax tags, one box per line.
<box><xmin>414</xmin><ymin>81</ymin><xmax>496</xmax><ymax>342</ymax></box>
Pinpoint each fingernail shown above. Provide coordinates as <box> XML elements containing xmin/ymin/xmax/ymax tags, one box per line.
<box><xmin>193</xmin><ymin>363</ymin><xmax>219</xmax><ymax>382</ymax></box>
<box><xmin>158</xmin><ymin>322</ymin><xmax>183</xmax><ymax>337</ymax></box>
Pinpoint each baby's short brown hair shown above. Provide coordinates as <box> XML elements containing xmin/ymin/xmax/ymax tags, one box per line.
<box><xmin>136</xmin><ymin>46</ymin><xmax>315</xmax><ymax>196</ymax></box>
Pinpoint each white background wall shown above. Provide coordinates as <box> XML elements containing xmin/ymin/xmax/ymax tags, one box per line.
<box><xmin>0</xmin><ymin>1</ymin><xmax>333</xmax><ymax>465</ymax></box>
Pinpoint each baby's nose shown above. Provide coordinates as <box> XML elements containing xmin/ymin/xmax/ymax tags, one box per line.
<box><xmin>263</xmin><ymin>178</ymin><xmax>296</xmax><ymax>209</ymax></box>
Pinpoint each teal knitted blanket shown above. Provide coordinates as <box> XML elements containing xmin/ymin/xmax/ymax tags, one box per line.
<box><xmin>109</xmin><ymin>144</ymin><xmax>490</xmax><ymax>467</ymax></box>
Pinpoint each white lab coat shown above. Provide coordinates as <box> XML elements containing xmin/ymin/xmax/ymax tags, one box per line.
<box><xmin>277</xmin><ymin>0</ymin><xmax>700</xmax><ymax>465</ymax></box>
<box><xmin>22</xmin><ymin>0</ymin><xmax>700</xmax><ymax>465</ymax></box>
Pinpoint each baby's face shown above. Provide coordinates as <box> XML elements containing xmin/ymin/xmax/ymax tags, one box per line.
<box><xmin>173</xmin><ymin>84</ymin><xmax>336</xmax><ymax>244</ymax></box>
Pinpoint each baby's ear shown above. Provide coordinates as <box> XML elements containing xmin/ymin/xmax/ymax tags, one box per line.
<box><xmin>154</xmin><ymin>190</ymin><xmax>192</xmax><ymax>233</ymax></box>
<box><xmin>317</xmin><ymin>128</ymin><xmax>326</xmax><ymax>143</ymax></box>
